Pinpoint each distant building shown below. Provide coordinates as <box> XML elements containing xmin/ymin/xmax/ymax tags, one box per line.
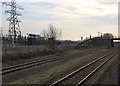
<box><xmin>27</xmin><ymin>34</ymin><xmax>45</xmax><ymax>45</ymax></box>
<box><xmin>77</xmin><ymin>34</ymin><xmax>114</xmax><ymax>48</ymax></box>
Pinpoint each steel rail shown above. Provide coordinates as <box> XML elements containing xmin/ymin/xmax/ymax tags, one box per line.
<box><xmin>2</xmin><ymin>47</ymin><xmax>101</xmax><ymax>71</ymax></box>
<box><xmin>1</xmin><ymin>47</ymin><xmax>102</xmax><ymax>75</ymax></box>
<box><xmin>76</xmin><ymin>52</ymin><xmax>117</xmax><ymax>86</ymax></box>
<box><xmin>1</xmin><ymin>57</ymin><xmax>63</xmax><ymax>75</ymax></box>
<box><xmin>50</xmin><ymin>50</ymin><xmax>116</xmax><ymax>86</ymax></box>
<box><xmin>1</xmin><ymin>47</ymin><xmax>105</xmax><ymax>73</ymax></box>
<box><xmin>2</xmin><ymin>58</ymin><xmax>50</xmax><ymax>71</ymax></box>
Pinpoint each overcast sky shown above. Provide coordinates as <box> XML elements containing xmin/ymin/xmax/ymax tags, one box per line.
<box><xmin>0</xmin><ymin>0</ymin><xmax>118</xmax><ymax>40</ymax></box>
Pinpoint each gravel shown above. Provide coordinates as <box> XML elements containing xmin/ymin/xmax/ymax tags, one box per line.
<box><xmin>36</xmin><ymin>48</ymin><xmax>114</xmax><ymax>84</ymax></box>
<box><xmin>84</xmin><ymin>52</ymin><xmax>118</xmax><ymax>85</ymax></box>
<box><xmin>2</xmin><ymin>47</ymin><xmax>113</xmax><ymax>84</ymax></box>
<box><xmin>3</xmin><ymin>47</ymin><xmax>100</xmax><ymax>68</ymax></box>
<box><xmin>49</xmin><ymin>51</ymin><xmax>114</xmax><ymax>85</ymax></box>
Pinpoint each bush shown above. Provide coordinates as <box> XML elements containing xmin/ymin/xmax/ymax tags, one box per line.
<box><xmin>2</xmin><ymin>49</ymin><xmax>63</xmax><ymax>62</ymax></box>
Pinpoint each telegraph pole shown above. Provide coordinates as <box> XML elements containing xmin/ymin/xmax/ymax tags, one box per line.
<box><xmin>2</xmin><ymin>0</ymin><xmax>24</xmax><ymax>44</ymax></box>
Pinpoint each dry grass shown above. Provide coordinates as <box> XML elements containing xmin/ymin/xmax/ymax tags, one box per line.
<box><xmin>2</xmin><ymin>48</ymin><xmax>74</xmax><ymax>63</ymax></box>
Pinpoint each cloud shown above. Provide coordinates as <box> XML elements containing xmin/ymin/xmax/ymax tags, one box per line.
<box><xmin>2</xmin><ymin>0</ymin><xmax>117</xmax><ymax>20</ymax></box>
<box><xmin>26</xmin><ymin>0</ymin><xmax>117</xmax><ymax>20</ymax></box>
<box><xmin>0</xmin><ymin>0</ymin><xmax>118</xmax><ymax>40</ymax></box>
<box><xmin>30</xmin><ymin>2</ymin><xmax>57</xmax><ymax>8</ymax></box>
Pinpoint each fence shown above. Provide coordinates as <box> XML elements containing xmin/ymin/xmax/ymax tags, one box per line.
<box><xmin>2</xmin><ymin>44</ymin><xmax>69</xmax><ymax>54</ymax></box>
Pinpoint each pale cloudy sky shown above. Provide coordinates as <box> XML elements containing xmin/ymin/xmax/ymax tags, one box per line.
<box><xmin>0</xmin><ymin>0</ymin><xmax>118</xmax><ymax>40</ymax></box>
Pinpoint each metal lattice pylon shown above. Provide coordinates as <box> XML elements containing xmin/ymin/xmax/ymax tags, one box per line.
<box><xmin>2</xmin><ymin>0</ymin><xmax>24</xmax><ymax>43</ymax></box>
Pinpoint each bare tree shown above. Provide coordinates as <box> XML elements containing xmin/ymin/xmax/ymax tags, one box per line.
<box><xmin>42</xmin><ymin>24</ymin><xmax>62</xmax><ymax>50</ymax></box>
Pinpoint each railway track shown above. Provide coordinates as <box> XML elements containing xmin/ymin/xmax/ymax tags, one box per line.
<box><xmin>50</xmin><ymin>50</ymin><xmax>117</xmax><ymax>86</ymax></box>
<box><xmin>1</xmin><ymin>47</ymin><xmax>104</xmax><ymax>75</ymax></box>
<box><xmin>1</xmin><ymin>56</ymin><xmax>66</xmax><ymax>75</ymax></box>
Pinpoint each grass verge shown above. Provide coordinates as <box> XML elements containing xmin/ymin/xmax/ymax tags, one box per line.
<box><xmin>9</xmin><ymin>57</ymin><xmax>85</xmax><ymax>84</ymax></box>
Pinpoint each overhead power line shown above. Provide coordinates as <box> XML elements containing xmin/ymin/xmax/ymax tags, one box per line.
<box><xmin>2</xmin><ymin>0</ymin><xmax>24</xmax><ymax>43</ymax></box>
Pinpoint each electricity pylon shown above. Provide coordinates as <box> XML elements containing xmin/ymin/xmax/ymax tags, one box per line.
<box><xmin>2</xmin><ymin>0</ymin><xmax>24</xmax><ymax>44</ymax></box>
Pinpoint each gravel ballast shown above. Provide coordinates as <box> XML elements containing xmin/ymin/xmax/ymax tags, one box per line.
<box><xmin>2</xmin><ymin>47</ymin><xmax>115</xmax><ymax>84</ymax></box>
